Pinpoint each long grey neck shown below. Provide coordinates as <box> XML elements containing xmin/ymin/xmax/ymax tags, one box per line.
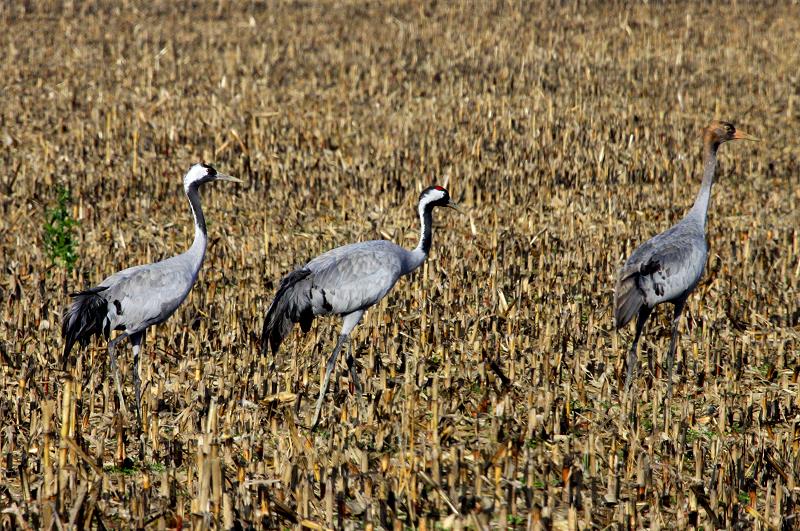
<box><xmin>185</xmin><ymin>184</ymin><xmax>208</xmax><ymax>272</ymax></box>
<box><xmin>687</xmin><ymin>142</ymin><xmax>718</xmax><ymax>229</ymax></box>
<box><xmin>406</xmin><ymin>202</ymin><xmax>433</xmax><ymax>273</ymax></box>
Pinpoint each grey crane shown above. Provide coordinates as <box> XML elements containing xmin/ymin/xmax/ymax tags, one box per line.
<box><xmin>62</xmin><ymin>163</ymin><xmax>240</xmax><ymax>419</ymax></box>
<box><xmin>262</xmin><ymin>185</ymin><xmax>458</xmax><ymax>428</ymax></box>
<box><xmin>614</xmin><ymin>121</ymin><xmax>755</xmax><ymax>396</ymax></box>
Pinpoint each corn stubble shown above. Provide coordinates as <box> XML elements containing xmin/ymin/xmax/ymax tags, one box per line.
<box><xmin>0</xmin><ymin>1</ymin><xmax>798</xmax><ymax>529</ymax></box>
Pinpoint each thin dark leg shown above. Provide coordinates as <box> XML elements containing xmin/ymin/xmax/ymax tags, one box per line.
<box><xmin>310</xmin><ymin>334</ymin><xmax>347</xmax><ymax>430</ymax></box>
<box><xmin>625</xmin><ymin>306</ymin><xmax>652</xmax><ymax>391</ymax></box>
<box><xmin>346</xmin><ymin>340</ymin><xmax>362</xmax><ymax>395</ymax></box>
<box><xmin>665</xmin><ymin>300</ymin><xmax>686</xmax><ymax>399</ymax></box>
<box><xmin>130</xmin><ymin>331</ymin><xmax>145</xmax><ymax>428</ymax></box>
<box><xmin>108</xmin><ymin>332</ymin><xmax>130</xmax><ymax>414</ymax></box>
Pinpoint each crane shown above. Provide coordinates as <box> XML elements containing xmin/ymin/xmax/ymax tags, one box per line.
<box><xmin>262</xmin><ymin>185</ymin><xmax>458</xmax><ymax>428</ymax></box>
<box><xmin>615</xmin><ymin>121</ymin><xmax>755</xmax><ymax>396</ymax></box>
<box><xmin>62</xmin><ymin>163</ymin><xmax>241</xmax><ymax>420</ymax></box>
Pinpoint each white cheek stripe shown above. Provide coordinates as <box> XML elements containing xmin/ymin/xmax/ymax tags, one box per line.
<box><xmin>422</xmin><ymin>189</ymin><xmax>445</xmax><ymax>204</ymax></box>
<box><xmin>183</xmin><ymin>164</ymin><xmax>210</xmax><ymax>189</ymax></box>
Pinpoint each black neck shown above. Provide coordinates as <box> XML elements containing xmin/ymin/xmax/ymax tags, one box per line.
<box><xmin>418</xmin><ymin>203</ymin><xmax>433</xmax><ymax>255</ymax></box>
<box><xmin>187</xmin><ymin>184</ymin><xmax>206</xmax><ymax>236</ymax></box>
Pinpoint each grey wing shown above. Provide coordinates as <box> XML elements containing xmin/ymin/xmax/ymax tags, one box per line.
<box><xmin>261</xmin><ymin>241</ymin><xmax>409</xmax><ymax>355</ymax></box>
<box><xmin>622</xmin><ymin>230</ymin><xmax>707</xmax><ymax>307</ymax></box>
<box><xmin>640</xmin><ymin>241</ymin><xmax>706</xmax><ymax>304</ymax></box>
<box><xmin>102</xmin><ymin>260</ymin><xmax>195</xmax><ymax>332</ymax></box>
<box><xmin>306</xmin><ymin>243</ymin><xmax>405</xmax><ymax>315</ymax></box>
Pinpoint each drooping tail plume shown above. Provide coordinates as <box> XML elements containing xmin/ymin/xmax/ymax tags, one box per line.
<box><xmin>613</xmin><ymin>266</ymin><xmax>644</xmax><ymax>329</ymax></box>
<box><xmin>61</xmin><ymin>286</ymin><xmax>109</xmax><ymax>368</ymax></box>
<box><xmin>261</xmin><ymin>268</ymin><xmax>314</xmax><ymax>356</ymax></box>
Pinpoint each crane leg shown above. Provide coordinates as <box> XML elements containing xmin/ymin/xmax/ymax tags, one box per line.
<box><xmin>309</xmin><ymin>310</ymin><xmax>364</xmax><ymax>429</ymax></box>
<box><xmin>108</xmin><ymin>332</ymin><xmax>130</xmax><ymax>414</ymax></box>
<box><xmin>625</xmin><ymin>306</ymin><xmax>652</xmax><ymax>391</ymax></box>
<box><xmin>665</xmin><ymin>300</ymin><xmax>686</xmax><ymax>399</ymax></box>
<box><xmin>130</xmin><ymin>330</ymin><xmax>145</xmax><ymax>428</ymax></box>
<box><xmin>310</xmin><ymin>333</ymin><xmax>347</xmax><ymax>430</ymax></box>
<box><xmin>343</xmin><ymin>310</ymin><xmax>364</xmax><ymax>396</ymax></box>
<box><xmin>346</xmin><ymin>341</ymin><xmax>362</xmax><ymax>395</ymax></box>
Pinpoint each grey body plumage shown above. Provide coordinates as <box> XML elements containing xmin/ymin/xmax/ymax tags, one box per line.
<box><xmin>615</xmin><ymin>220</ymin><xmax>707</xmax><ymax>328</ymax></box>
<box><xmin>614</xmin><ymin>121</ymin><xmax>755</xmax><ymax>395</ymax></box>
<box><xmin>264</xmin><ymin>240</ymin><xmax>407</xmax><ymax>353</ymax></box>
<box><xmin>62</xmin><ymin>163</ymin><xmax>240</xmax><ymax>420</ymax></box>
<box><xmin>262</xmin><ymin>185</ymin><xmax>458</xmax><ymax>428</ymax></box>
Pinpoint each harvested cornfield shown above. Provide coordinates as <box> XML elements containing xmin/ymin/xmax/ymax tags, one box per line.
<box><xmin>0</xmin><ymin>1</ymin><xmax>798</xmax><ymax>528</ymax></box>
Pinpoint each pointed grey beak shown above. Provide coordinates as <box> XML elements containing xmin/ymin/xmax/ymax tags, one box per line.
<box><xmin>215</xmin><ymin>173</ymin><xmax>242</xmax><ymax>183</ymax></box>
<box><xmin>732</xmin><ymin>129</ymin><xmax>759</xmax><ymax>142</ymax></box>
<box><xmin>447</xmin><ymin>199</ymin><xmax>460</xmax><ymax>212</ymax></box>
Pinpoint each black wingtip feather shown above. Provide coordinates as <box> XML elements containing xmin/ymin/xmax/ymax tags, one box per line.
<box><xmin>61</xmin><ymin>286</ymin><xmax>109</xmax><ymax>368</ymax></box>
<box><xmin>261</xmin><ymin>268</ymin><xmax>313</xmax><ymax>356</ymax></box>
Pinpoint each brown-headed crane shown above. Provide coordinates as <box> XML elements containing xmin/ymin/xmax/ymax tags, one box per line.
<box><xmin>615</xmin><ymin>121</ymin><xmax>756</xmax><ymax>396</ymax></box>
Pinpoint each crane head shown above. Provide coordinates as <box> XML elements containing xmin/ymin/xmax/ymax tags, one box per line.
<box><xmin>420</xmin><ymin>185</ymin><xmax>459</xmax><ymax>212</ymax></box>
<box><xmin>704</xmin><ymin>121</ymin><xmax>758</xmax><ymax>147</ymax></box>
<box><xmin>184</xmin><ymin>163</ymin><xmax>242</xmax><ymax>191</ymax></box>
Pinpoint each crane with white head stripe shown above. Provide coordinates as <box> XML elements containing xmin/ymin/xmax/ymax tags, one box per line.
<box><xmin>62</xmin><ymin>163</ymin><xmax>241</xmax><ymax>422</ymax></box>
<box><xmin>262</xmin><ymin>185</ymin><xmax>458</xmax><ymax>429</ymax></box>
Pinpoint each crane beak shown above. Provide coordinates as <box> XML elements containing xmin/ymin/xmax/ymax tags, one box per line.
<box><xmin>733</xmin><ymin>129</ymin><xmax>758</xmax><ymax>141</ymax></box>
<box><xmin>446</xmin><ymin>199</ymin><xmax>461</xmax><ymax>212</ymax></box>
<box><xmin>215</xmin><ymin>173</ymin><xmax>242</xmax><ymax>183</ymax></box>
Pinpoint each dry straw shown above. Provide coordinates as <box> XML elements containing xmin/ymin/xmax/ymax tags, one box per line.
<box><xmin>0</xmin><ymin>1</ymin><xmax>797</xmax><ymax>529</ymax></box>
